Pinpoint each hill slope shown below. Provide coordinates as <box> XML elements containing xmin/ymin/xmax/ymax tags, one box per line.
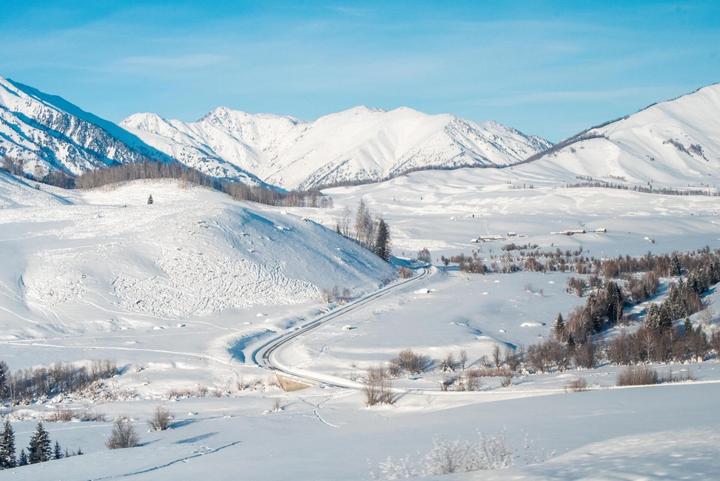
<box><xmin>122</xmin><ymin>106</ymin><xmax>551</xmax><ymax>189</ymax></box>
<box><xmin>520</xmin><ymin>83</ymin><xmax>720</xmax><ymax>188</ymax></box>
<box><xmin>0</xmin><ymin>178</ymin><xmax>393</xmax><ymax>339</ymax></box>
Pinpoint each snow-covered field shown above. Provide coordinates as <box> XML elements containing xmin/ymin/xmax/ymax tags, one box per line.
<box><xmin>2</xmin><ymin>169</ymin><xmax>720</xmax><ymax>480</ymax></box>
<box><xmin>312</xmin><ymin>166</ymin><xmax>720</xmax><ymax>258</ymax></box>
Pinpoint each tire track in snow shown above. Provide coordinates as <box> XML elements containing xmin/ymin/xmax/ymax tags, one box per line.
<box><xmin>88</xmin><ymin>440</ymin><xmax>242</xmax><ymax>480</ymax></box>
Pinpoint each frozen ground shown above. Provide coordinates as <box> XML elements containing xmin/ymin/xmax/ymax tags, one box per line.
<box><xmin>2</xmin><ymin>171</ymin><xmax>720</xmax><ymax>480</ymax></box>
<box><xmin>2</xmin><ymin>381</ymin><xmax>719</xmax><ymax>481</ymax></box>
<box><xmin>305</xmin><ymin>167</ymin><xmax>720</xmax><ymax>258</ymax></box>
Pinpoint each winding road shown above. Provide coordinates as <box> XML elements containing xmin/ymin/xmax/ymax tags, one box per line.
<box><xmin>250</xmin><ymin>267</ymin><xmax>431</xmax><ymax>389</ymax></box>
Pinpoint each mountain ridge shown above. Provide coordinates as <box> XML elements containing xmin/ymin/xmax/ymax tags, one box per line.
<box><xmin>122</xmin><ymin>104</ymin><xmax>551</xmax><ymax>189</ymax></box>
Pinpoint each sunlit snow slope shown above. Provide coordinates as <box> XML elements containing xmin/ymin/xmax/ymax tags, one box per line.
<box><xmin>0</xmin><ymin>177</ymin><xmax>393</xmax><ymax>339</ymax></box>
<box><xmin>122</xmin><ymin>106</ymin><xmax>551</xmax><ymax>189</ymax></box>
<box><xmin>0</xmin><ymin>76</ymin><xmax>176</xmax><ymax>177</ymax></box>
<box><xmin>521</xmin><ymin>83</ymin><xmax>720</xmax><ymax>188</ymax></box>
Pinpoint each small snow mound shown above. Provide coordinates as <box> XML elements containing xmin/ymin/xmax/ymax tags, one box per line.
<box><xmin>521</xmin><ymin>321</ymin><xmax>543</xmax><ymax>328</ymax></box>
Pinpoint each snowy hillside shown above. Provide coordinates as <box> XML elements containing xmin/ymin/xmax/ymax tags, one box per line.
<box><xmin>0</xmin><ymin>178</ymin><xmax>393</xmax><ymax>339</ymax></box>
<box><xmin>0</xmin><ymin>77</ymin><xmax>174</xmax><ymax>177</ymax></box>
<box><xmin>0</xmin><ymin>169</ymin><xmax>73</xmax><ymax>208</ymax></box>
<box><xmin>521</xmin><ymin>83</ymin><xmax>720</xmax><ymax>188</ymax></box>
<box><xmin>122</xmin><ymin>106</ymin><xmax>551</xmax><ymax>189</ymax></box>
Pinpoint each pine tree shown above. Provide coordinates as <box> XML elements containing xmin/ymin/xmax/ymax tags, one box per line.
<box><xmin>27</xmin><ymin>422</ymin><xmax>51</xmax><ymax>464</ymax></box>
<box><xmin>147</xmin><ymin>194</ymin><xmax>154</xmax><ymax>205</ymax></box>
<box><xmin>18</xmin><ymin>449</ymin><xmax>27</xmax><ymax>466</ymax></box>
<box><xmin>373</xmin><ymin>218</ymin><xmax>391</xmax><ymax>261</ymax></box>
<box><xmin>0</xmin><ymin>361</ymin><xmax>8</xmax><ymax>401</ymax></box>
<box><xmin>553</xmin><ymin>313</ymin><xmax>566</xmax><ymax>342</ymax></box>
<box><xmin>53</xmin><ymin>441</ymin><xmax>62</xmax><ymax>460</ymax></box>
<box><xmin>605</xmin><ymin>281</ymin><xmax>624</xmax><ymax>324</ymax></box>
<box><xmin>671</xmin><ymin>254</ymin><xmax>682</xmax><ymax>277</ymax></box>
<box><xmin>0</xmin><ymin>420</ymin><xmax>16</xmax><ymax>469</ymax></box>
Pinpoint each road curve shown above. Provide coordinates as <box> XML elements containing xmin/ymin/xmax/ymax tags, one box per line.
<box><xmin>250</xmin><ymin>267</ymin><xmax>431</xmax><ymax>388</ymax></box>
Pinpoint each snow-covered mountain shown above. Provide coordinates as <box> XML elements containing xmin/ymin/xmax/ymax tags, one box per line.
<box><xmin>520</xmin><ymin>83</ymin><xmax>720</xmax><ymax>188</ymax></box>
<box><xmin>122</xmin><ymin>106</ymin><xmax>551</xmax><ymax>190</ymax></box>
<box><xmin>0</xmin><ymin>76</ymin><xmax>178</xmax><ymax>177</ymax></box>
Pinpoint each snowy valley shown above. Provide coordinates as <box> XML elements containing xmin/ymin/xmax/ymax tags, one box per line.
<box><xmin>1</xmin><ymin>77</ymin><xmax>720</xmax><ymax>481</ymax></box>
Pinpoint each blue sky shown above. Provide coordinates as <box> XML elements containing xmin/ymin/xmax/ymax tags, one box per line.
<box><xmin>1</xmin><ymin>0</ymin><xmax>718</xmax><ymax>141</ymax></box>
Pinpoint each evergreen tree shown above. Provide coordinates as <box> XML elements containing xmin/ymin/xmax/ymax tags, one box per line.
<box><xmin>671</xmin><ymin>254</ymin><xmax>682</xmax><ymax>277</ymax></box>
<box><xmin>553</xmin><ymin>313</ymin><xmax>566</xmax><ymax>342</ymax></box>
<box><xmin>0</xmin><ymin>361</ymin><xmax>8</xmax><ymax>400</ymax></box>
<box><xmin>27</xmin><ymin>422</ymin><xmax>51</xmax><ymax>464</ymax></box>
<box><xmin>147</xmin><ymin>194</ymin><xmax>154</xmax><ymax>205</ymax></box>
<box><xmin>605</xmin><ymin>281</ymin><xmax>624</xmax><ymax>324</ymax></box>
<box><xmin>0</xmin><ymin>420</ymin><xmax>16</xmax><ymax>469</ymax></box>
<box><xmin>18</xmin><ymin>449</ymin><xmax>27</xmax><ymax>466</ymax></box>
<box><xmin>53</xmin><ymin>441</ymin><xmax>62</xmax><ymax>460</ymax></box>
<box><xmin>373</xmin><ymin>218</ymin><xmax>391</xmax><ymax>261</ymax></box>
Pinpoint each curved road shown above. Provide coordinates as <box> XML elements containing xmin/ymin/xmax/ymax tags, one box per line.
<box><xmin>250</xmin><ymin>267</ymin><xmax>431</xmax><ymax>388</ymax></box>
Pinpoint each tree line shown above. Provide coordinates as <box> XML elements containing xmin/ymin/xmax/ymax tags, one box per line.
<box><xmin>1</xmin><ymin>157</ymin><xmax>332</xmax><ymax>208</ymax></box>
<box><xmin>0</xmin><ymin>360</ymin><xmax>117</xmax><ymax>405</ymax></box>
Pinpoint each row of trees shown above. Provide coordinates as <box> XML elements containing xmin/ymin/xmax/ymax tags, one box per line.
<box><xmin>1</xmin><ymin>157</ymin><xmax>331</xmax><ymax>208</ymax></box>
<box><xmin>336</xmin><ymin>200</ymin><xmax>391</xmax><ymax>261</ymax></box>
<box><xmin>0</xmin><ymin>360</ymin><xmax>117</xmax><ymax>405</ymax></box>
<box><xmin>0</xmin><ymin>421</ymin><xmax>81</xmax><ymax>470</ymax></box>
<box><xmin>443</xmin><ymin>245</ymin><xmax>720</xmax><ymax>282</ymax></box>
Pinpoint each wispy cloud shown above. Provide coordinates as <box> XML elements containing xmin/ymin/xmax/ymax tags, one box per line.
<box><xmin>111</xmin><ymin>53</ymin><xmax>229</xmax><ymax>72</ymax></box>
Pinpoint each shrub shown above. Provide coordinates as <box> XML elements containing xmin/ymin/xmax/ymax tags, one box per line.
<box><xmin>617</xmin><ymin>366</ymin><xmax>659</xmax><ymax>386</ymax></box>
<box><xmin>373</xmin><ymin>433</ymin><xmax>513</xmax><ymax>479</ymax></box>
<box><xmin>397</xmin><ymin>267</ymin><xmax>413</xmax><ymax>279</ymax></box>
<box><xmin>364</xmin><ymin>367</ymin><xmax>394</xmax><ymax>406</ymax></box>
<box><xmin>106</xmin><ymin>417</ymin><xmax>139</xmax><ymax>449</ymax></box>
<box><xmin>390</xmin><ymin>349</ymin><xmax>432</xmax><ymax>375</ymax></box>
<box><xmin>565</xmin><ymin>377</ymin><xmax>588</xmax><ymax>392</ymax></box>
<box><xmin>711</xmin><ymin>330</ymin><xmax>720</xmax><ymax>356</ymax></box>
<box><xmin>148</xmin><ymin>407</ymin><xmax>171</xmax><ymax>431</ymax></box>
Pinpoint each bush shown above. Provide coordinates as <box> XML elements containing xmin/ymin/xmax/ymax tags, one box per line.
<box><xmin>711</xmin><ymin>330</ymin><xmax>720</xmax><ymax>356</ymax></box>
<box><xmin>364</xmin><ymin>367</ymin><xmax>394</xmax><ymax>406</ymax></box>
<box><xmin>148</xmin><ymin>406</ymin><xmax>171</xmax><ymax>431</ymax></box>
<box><xmin>106</xmin><ymin>417</ymin><xmax>139</xmax><ymax>449</ymax></box>
<box><xmin>373</xmin><ymin>433</ymin><xmax>513</xmax><ymax>479</ymax></box>
<box><xmin>417</xmin><ymin>248</ymin><xmax>432</xmax><ymax>264</ymax></box>
<box><xmin>390</xmin><ymin>349</ymin><xmax>432</xmax><ymax>375</ymax></box>
<box><xmin>397</xmin><ymin>267</ymin><xmax>413</xmax><ymax>279</ymax></box>
<box><xmin>617</xmin><ymin>366</ymin><xmax>659</xmax><ymax>386</ymax></box>
<box><xmin>565</xmin><ymin>377</ymin><xmax>588</xmax><ymax>392</ymax></box>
